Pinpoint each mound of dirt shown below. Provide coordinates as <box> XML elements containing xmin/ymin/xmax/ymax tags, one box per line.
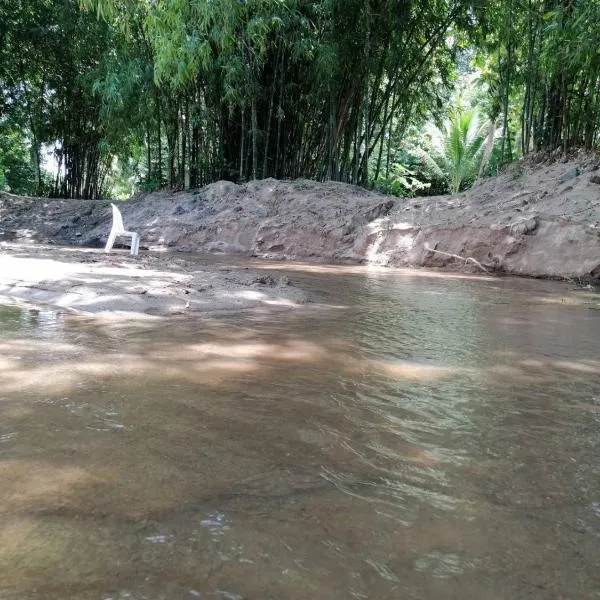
<box><xmin>1</xmin><ymin>153</ymin><xmax>600</xmax><ymax>280</ymax></box>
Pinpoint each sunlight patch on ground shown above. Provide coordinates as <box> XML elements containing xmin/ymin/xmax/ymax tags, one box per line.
<box><xmin>365</xmin><ymin>218</ymin><xmax>417</xmax><ymax>266</ymax></box>
<box><xmin>224</xmin><ymin>289</ymin><xmax>301</xmax><ymax>307</ymax></box>
<box><xmin>365</xmin><ymin>217</ymin><xmax>391</xmax><ymax>265</ymax></box>
<box><xmin>70</xmin><ymin>310</ymin><xmax>161</xmax><ymax>322</ymax></box>
<box><xmin>0</xmin><ymin>255</ymin><xmax>189</xmax><ymax>285</ymax></box>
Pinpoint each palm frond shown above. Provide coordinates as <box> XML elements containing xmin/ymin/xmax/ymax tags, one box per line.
<box><xmin>419</xmin><ymin>103</ymin><xmax>495</xmax><ymax>193</ymax></box>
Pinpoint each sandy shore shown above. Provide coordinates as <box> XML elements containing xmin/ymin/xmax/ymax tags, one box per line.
<box><xmin>0</xmin><ymin>244</ymin><xmax>312</xmax><ymax>316</ymax></box>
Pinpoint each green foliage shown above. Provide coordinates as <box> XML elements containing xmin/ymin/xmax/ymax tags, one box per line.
<box><xmin>1</xmin><ymin>0</ymin><xmax>116</xmax><ymax>198</ymax></box>
<box><xmin>4</xmin><ymin>0</ymin><xmax>600</xmax><ymax>201</ymax></box>
<box><xmin>0</xmin><ymin>123</ymin><xmax>37</xmax><ymax>194</ymax></box>
<box><xmin>373</xmin><ymin>164</ymin><xmax>430</xmax><ymax>198</ymax></box>
<box><xmin>473</xmin><ymin>0</ymin><xmax>600</xmax><ymax>161</ymax></box>
<box><xmin>102</xmin><ymin>157</ymin><xmax>142</xmax><ymax>199</ymax></box>
<box><xmin>414</xmin><ymin>103</ymin><xmax>493</xmax><ymax>193</ymax></box>
<box><xmin>78</xmin><ymin>0</ymin><xmax>474</xmax><ymax>189</ymax></box>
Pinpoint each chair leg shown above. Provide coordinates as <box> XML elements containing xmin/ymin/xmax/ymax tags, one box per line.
<box><xmin>105</xmin><ymin>230</ymin><xmax>117</xmax><ymax>253</ymax></box>
<box><xmin>130</xmin><ymin>233</ymin><xmax>140</xmax><ymax>256</ymax></box>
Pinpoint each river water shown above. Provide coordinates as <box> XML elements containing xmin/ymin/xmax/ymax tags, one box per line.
<box><xmin>1</xmin><ymin>260</ymin><xmax>599</xmax><ymax>599</ymax></box>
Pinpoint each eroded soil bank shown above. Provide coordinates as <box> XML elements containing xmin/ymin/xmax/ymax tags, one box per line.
<box><xmin>1</xmin><ymin>153</ymin><xmax>600</xmax><ymax>288</ymax></box>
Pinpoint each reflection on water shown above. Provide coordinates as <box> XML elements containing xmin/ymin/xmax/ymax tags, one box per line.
<box><xmin>1</xmin><ymin>264</ymin><xmax>600</xmax><ymax>599</ymax></box>
<box><xmin>0</xmin><ymin>306</ymin><xmax>64</xmax><ymax>337</ymax></box>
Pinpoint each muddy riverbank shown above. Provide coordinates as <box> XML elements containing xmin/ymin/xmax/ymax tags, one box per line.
<box><xmin>0</xmin><ymin>245</ymin><xmax>314</xmax><ymax>316</ymax></box>
<box><xmin>1</xmin><ymin>153</ymin><xmax>600</xmax><ymax>287</ymax></box>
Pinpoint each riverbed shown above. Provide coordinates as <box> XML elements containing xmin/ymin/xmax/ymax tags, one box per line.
<box><xmin>1</xmin><ymin>255</ymin><xmax>599</xmax><ymax>599</ymax></box>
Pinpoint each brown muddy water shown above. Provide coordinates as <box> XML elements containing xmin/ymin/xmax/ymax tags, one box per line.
<box><xmin>1</xmin><ymin>258</ymin><xmax>600</xmax><ymax>600</ymax></box>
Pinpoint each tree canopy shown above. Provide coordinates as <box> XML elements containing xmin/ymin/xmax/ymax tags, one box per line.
<box><xmin>1</xmin><ymin>0</ymin><xmax>599</xmax><ymax>198</ymax></box>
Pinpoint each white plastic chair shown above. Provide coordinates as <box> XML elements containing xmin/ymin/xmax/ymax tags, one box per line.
<box><xmin>105</xmin><ymin>203</ymin><xmax>140</xmax><ymax>257</ymax></box>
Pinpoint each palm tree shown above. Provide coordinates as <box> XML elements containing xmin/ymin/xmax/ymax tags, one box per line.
<box><xmin>416</xmin><ymin>103</ymin><xmax>495</xmax><ymax>193</ymax></box>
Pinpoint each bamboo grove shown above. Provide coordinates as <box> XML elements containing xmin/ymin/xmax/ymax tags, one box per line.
<box><xmin>1</xmin><ymin>0</ymin><xmax>600</xmax><ymax>198</ymax></box>
<box><xmin>477</xmin><ymin>0</ymin><xmax>600</xmax><ymax>163</ymax></box>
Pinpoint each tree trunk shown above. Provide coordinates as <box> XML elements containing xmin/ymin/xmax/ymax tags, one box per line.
<box><xmin>146</xmin><ymin>121</ymin><xmax>152</xmax><ymax>183</ymax></box>
<box><xmin>251</xmin><ymin>93</ymin><xmax>258</xmax><ymax>180</ymax></box>
<box><xmin>156</xmin><ymin>92</ymin><xmax>163</xmax><ymax>184</ymax></box>
<box><xmin>263</xmin><ymin>40</ymin><xmax>281</xmax><ymax>179</ymax></box>
<box><xmin>239</xmin><ymin>107</ymin><xmax>245</xmax><ymax>180</ymax></box>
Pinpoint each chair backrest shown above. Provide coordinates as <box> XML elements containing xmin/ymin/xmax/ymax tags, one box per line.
<box><xmin>111</xmin><ymin>203</ymin><xmax>125</xmax><ymax>233</ymax></box>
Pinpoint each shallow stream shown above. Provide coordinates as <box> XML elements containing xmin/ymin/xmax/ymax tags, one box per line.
<box><xmin>1</xmin><ymin>258</ymin><xmax>599</xmax><ymax>599</ymax></box>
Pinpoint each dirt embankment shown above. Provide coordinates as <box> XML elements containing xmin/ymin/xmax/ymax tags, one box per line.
<box><xmin>1</xmin><ymin>153</ymin><xmax>600</xmax><ymax>281</ymax></box>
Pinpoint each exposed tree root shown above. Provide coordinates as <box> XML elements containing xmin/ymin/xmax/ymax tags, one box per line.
<box><xmin>424</xmin><ymin>243</ymin><xmax>491</xmax><ymax>273</ymax></box>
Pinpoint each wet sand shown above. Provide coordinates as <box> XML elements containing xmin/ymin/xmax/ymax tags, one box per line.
<box><xmin>0</xmin><ymin>244</ymin><xmax>313</xmax><ymax>316</ymax></box>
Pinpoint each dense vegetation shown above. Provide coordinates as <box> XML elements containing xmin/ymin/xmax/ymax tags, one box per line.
<box><xmin>1</xmin><ymin>0</ymin><xmax>599</xmax><ymax>198</ymax></box>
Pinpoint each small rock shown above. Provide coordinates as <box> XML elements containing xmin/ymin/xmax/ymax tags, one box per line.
<box><xmin>253</xmin><ymin>275</ymin><xmax>277</xmax><ymax>286</ymax></box>
<box><xmin>512</xmin><ymin>215</ymin><xmax>539</xmax><ymax>235</ymax></box>
<box><xmin>363</xmin><ymin>200</ymin><xmax>394</xmax><ymax>222</ymax></box>
<box><xmin>560</xmin><ymin>166</ymin><xmax>579</xmax><ymax>182</ymax></box>
<box><xmin>589</xmin><ymin>175</ymin><xmax>600</xmax><ymax>184</ymax></box>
